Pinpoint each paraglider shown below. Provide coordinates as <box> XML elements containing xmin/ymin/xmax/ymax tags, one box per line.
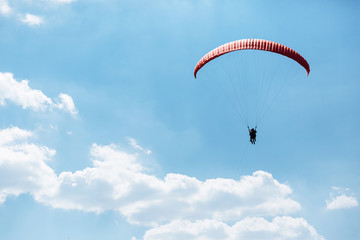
<box><xmin>194</xmin><ymin>39</ymin><xmax>310</xmax><ymax>144</ymax></box>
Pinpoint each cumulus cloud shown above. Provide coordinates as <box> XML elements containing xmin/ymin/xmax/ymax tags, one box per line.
<box><xmin>35</xmin><ymin>144</ymin><xmax>300</xmax><ymax>226</ymax></box>
<box><xmin>0</xmin><ymin>127</ymin><xmax>57</xmax><ymax>204</ymax></box>
<box><xmin>0</xmin><ymin>133</ymin><xmax>323</xmax><ymax>239</ymax></box>
<box><xmin>56</xmin><ymin>93</ymin><xmax>78</xmax><ymax>116</ymax></box>
<box><xmin>326</xmin><ymin>186</ymin><xmax>358</xmax><ymax>210</ymax></box>
<box><xmin>0</xmin><ymin>72</ymin><xmax>77</xmax><ymax>115</ymax></box>
<box><xmin>1</xmin><ymin>137</ymin><xmax>300</xmax><ymax>224</ymax></box>
<box><xmin>21</xmin><ymin>13</ymin><xmax>43</xmax><ymax>26</ymax></box>
<box><xmin>0</xmin><ymin>72</ymin><xmax>52</xmax><ymax>110</ymax></box>
<box><xmin>326</xmin><ymin>194</ymin><xmax>358</xmax><ymax>210</ymax></box>
<box><xmin>0</xmin><ymin>126</ymin><xmax>32</xmax><ymax>145</ymax></box>
<box><xmin>143</xmin><ymin>217</ymin><xmax>325</xmax><ymax>240</ymax></box>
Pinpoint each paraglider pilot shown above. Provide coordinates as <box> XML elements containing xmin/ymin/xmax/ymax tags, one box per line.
<box><xmin>248</xmin><ymin>126</ymin><xmax>257</xmax><ymax>144</ymax></box>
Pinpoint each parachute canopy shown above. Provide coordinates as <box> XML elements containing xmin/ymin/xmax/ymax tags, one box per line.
<box><xmin>193</xmin><ymin>39</ymin><xmax>310</xmax><ymax>128</ymax></box>
<box><xmin>194</xmin><ymin>39</ymin><xmax>310</xmax><ymax>78</ymax></box>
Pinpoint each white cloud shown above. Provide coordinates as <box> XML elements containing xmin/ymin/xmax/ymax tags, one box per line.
<box><xmin>143</xmin><ymin>217</ymin><xmax>325</xmax><ymax>240</ymax></box>
<box><xmin>0</xmin><ymin>0</ymin><xmax>11</xmax><ymax>15</ymax></box>
<box><xmin>326</xmin><ymin>194</ymin><xmax>358</xmax><ymax>210</ymax></box>
<box><xmin>0</xmin><ymin>126</ymin><xmax>32</xmax><ymax>145</ymax></box>
<box><xmin>0</xmin><ymin>72</ymin><xmax>77</xmax><ymax>115</ymax></box>
<box><xmin>0</xmin><ymin>127</ymin><xmax>57</xmax><ymax>204</ymax></box>
<box><xmin>0</xmin><ymin>133</ymin><xmax>323</xmax><ymax>239</ymax></box>
<box><xmin>0</xmin><ymin>72</ymin><xmax>52</xmax><ymax>110</ymax></box>
<box><xmin>21</xmin><ymin>13</ymin><xmax>44</xmax><ymax>26</ymax></box>
<box><xmin>1</xmin><ymin>0</ymin><xmax>77</xmax><ymax>25</ymax></box>
<box><xmin>36</xmin><ymin>144</ymin><xmax>300</xmax><ymax>225</ymax></box>
<box><xmin>326</xmin><ymin>186</ymin><xmax>359</xmax><ymax>210</ymax></box>
<box><xmin>56</xmin><ymin>93</ymin><xmax>78</xmax><ymax>116</ymax></box>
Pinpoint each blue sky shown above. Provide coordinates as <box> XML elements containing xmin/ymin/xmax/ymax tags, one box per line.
<box><xmin>0</xmin><ymin>0</ymin><xmax>359</xmax><ymax>239</ymax></box>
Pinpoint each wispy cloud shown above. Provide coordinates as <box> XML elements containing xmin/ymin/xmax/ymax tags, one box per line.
<box><xmin>0</xmin><ymin>0</ymin><xmax>11</xmax><ymax>15</ymax></box>
<box><xmin>0</xmin><ymin>72</ymin><xmax>77</xmax><ymax>115</ymax></box>
<box><xmin>128</xmin><ymin>137</ymin><xmax>152</xmax><ymax>154</ymax></box>
<box><xmin>50</xmin><ymin>0</ymin><xmax>77</xmax><ymax>3</ymax></box>
<box><xmin>0</xmin><ymin>0</ymin><xmax>77</xmax><ymax>25</ymax></box>
<box><xmin>21</xmin><ymin>13</ymin><xmax>44</xmax><ymax>26</ymax></box>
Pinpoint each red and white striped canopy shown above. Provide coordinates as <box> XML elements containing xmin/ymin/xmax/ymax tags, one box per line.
<box><xmin>194</xmin><ymin>39</ymin><xmax>310</xmax><ymax>78</ymax></box>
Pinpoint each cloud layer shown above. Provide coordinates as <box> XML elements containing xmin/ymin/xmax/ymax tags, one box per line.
<box><xmin>0</xmin><ymin>127</ymin><xmax>325</xmax><ymax>239</ymax></box>
<box><xmin>0</xmin><ymin>72</ymin><xmax>77</xmax><ymax>115</ymax></box>
<box><xmin>35</xmin><ymin>143</ymin><xmax>300</xmax><ymax>226</ymax></box>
